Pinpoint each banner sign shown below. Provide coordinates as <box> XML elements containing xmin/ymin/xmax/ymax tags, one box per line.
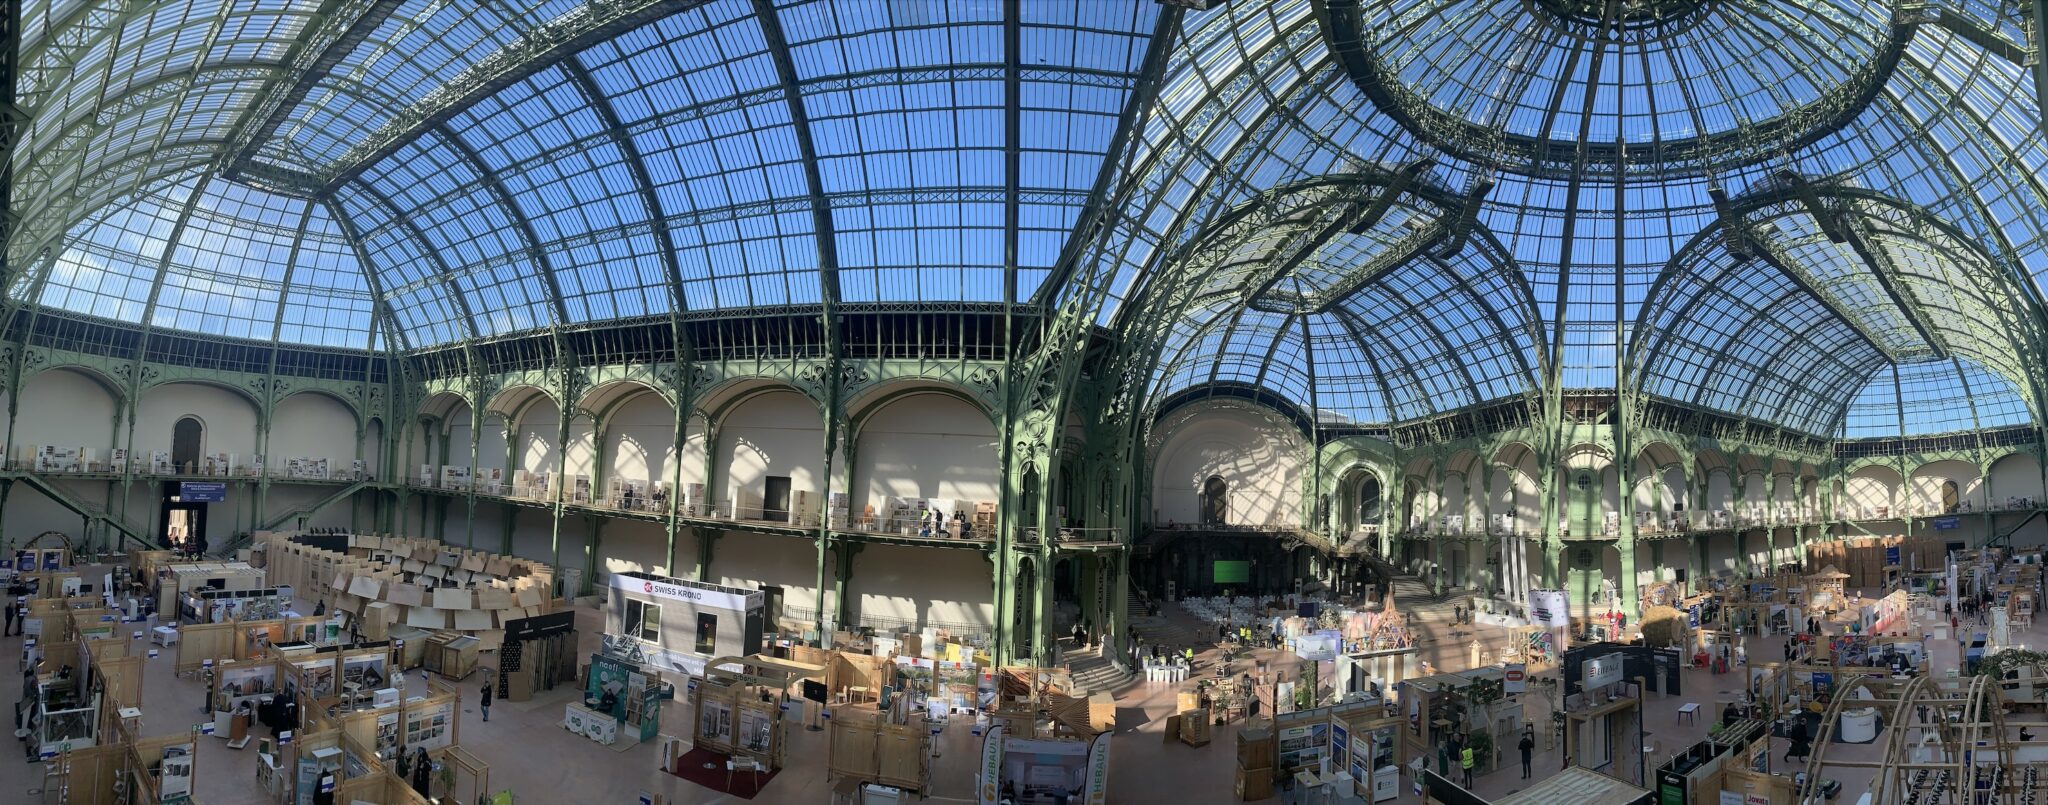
<box><xmin>1933</xmin><ymin>516</ymin><xmax>1961</xmax><ymax>530</ymax></box>
<box><xmin>1528</xmin><ymin>589</ymin><xmax>1570</xmax><ymax>628</ymax></box>
<box><xmin>1584</xmin><ymin>653</ymin><xmax>1624</xmax><ymax>688</ymax></box>
<box><xmin>179</xmin><ymin>481</ymin><xmax>226</xmax><ymax>503</ymax></box>
<box><xmin>978</xmin><ymin>725</ymin><xmax>1006</xmax><ymax>805</ymax></box>
<box><xmin>1884</xmin><ymin>546</ymin><xmax>1901</xmax><ymax>566</ymax></box>
<box><xmin>1504</xmin><ymin>663</ymin><xmax>1527</xmax><ymax>694</ymax></box>
<box><xmin>1084</xmin><ymin>730</ymin><xmax>1112</xmax><ymax>805</ymax></box>
<box><xmin>609</xmin><ymin>573</ymin><xmax>762</xmax><ymax>613</ymax></box>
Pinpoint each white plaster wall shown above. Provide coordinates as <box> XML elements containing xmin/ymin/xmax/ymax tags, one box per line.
<box><xmin>1704</xmin><ymin>470</ymin><xmax>1733</xmax><ymax>514</ymax></box>
<box><xmin>475</xmin><ymin>417</ymin><xmax>508</xmax><ymax>474</ymax></box>
<box><xmin>846</xmin><ymin>544</ymin><xmax>994</xmax><ymax>632</ymax></box>
<box><xmin>1843</xmin><ymin>467</ymin><xmax>1901</xmax><ymax>517</ymax></box>
<box><xmin>677</xmin><ymin>417</ymin><xmax>709</xmax><ymax>489</ymax></box>
<box><xmin>596</xmin><ymin>519</ymin><xmax>672</xmax><ymax>578</ymax></box>
<box><xmin>1703</xmin><ymin>532</ymin><xmax>1742</xmax><ymax>577</ymax></box>
<box><xmin>443</xmin><ymin>402</ymin><xmax>474</xmax><ymax>473</ymax></box>
<box><xmin>1662</xmin><ymin>467</ymin><xmax>1686</xmax><ymax>513</ymax></box>
<box><xmin>1740</xmin><ymin>471</ymin><xmax>1767</xmax><ymax>509</ymax></box>
<box><xmin>363</xmin><ymin>421</ymin><xmax>385</xmax><ymax>480</ymax></box>
<box><xmin>718</xmin><ymin>391</ymin><xmax>825</xmax><ymax>508</ymax></box>
<box><xmin>566</xmin><ymin>420</ymin><xmax>597</xmax><ymax>481</ymax></box>
<box><xmin>853</xmin><ymin>394</ymin><xmax>999</xmax><ymax>518</ymax></box>
<box><xmin>134</xmin><ymin>383</ymin><xmax>259</xmax><ymax>460</ymax></box>
<box><xmin>1909</xmin><ymin>460</ymin><xmax>1982</xmax><ymax>513</ymax></box>
<box><xmin>269</xmin><ymin>393</ymin><xmax>358</xmax><ymax>465</ymax></box>
<box><xmin>1988</xmin><ymin>453</ymin><xmax>2045</xmax><ymax>507</ymax></box>
<box><xmin>13</xmin><ymin>369</ymin><xmax>119</xmax><ymax>456</ymax></box>
<box><xmin>1150</xmin><ymin>407</ymin><xmax>1303</xmax><ymax>526</ymax></box>
<box><xmin>606</xmin><ymin>393</ymin><xmax>678</xmax><ymax>487</ymax></box>
<box><xmin>264</xmin><ymin>485</ymin><xmax>351</xmax><ymax>530</ymax></box>
<box><xmin>713</xmin><ymin>534</ymin><xmax>828</xmax><ymax>623</ymax></box>
<box><xmin>516</xmin><ymin>400</ymin><xmax>559</xmax><ymax>476</ymax></box>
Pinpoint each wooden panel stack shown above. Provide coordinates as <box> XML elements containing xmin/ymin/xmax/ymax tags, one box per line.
<box><xmin>1235</xmin><ymin>721</ymin><xmax>1275</xmax><ymax>800</ymax></box>
<box><xmin>260</xmin><ymin>532</ymin><xmax>555</xmax><ymax>651</ymax></box>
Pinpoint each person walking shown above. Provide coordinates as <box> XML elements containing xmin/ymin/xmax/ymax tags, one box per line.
<box><xmin>1518</xmin><ymin>732</ymin><xmax>1534</xmax><ymax>779</ymax></box>
<box><xmin>3</xmin><ymin>597</ymin><xmax>14</xmax><ymax>637</ymax></box>
<box><xmin>479</xmin><ymin>682</ymin><xmax>492</xmax><ymax>722</ymax></box>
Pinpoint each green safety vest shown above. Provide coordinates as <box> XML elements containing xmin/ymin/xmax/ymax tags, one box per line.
<box><xmin>1461</xmin><ymin>748</ymin><xmax>1474</xmax><ymax>769</ymax></box>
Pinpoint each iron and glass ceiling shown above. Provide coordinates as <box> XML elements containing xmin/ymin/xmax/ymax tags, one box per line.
<box><xmin>12</xmin><ymin>0</ymin><xmax>2048</xmax><ymax>439</ymax></box>
<box><xmin>10</xmin><ymin>0</ymin><xmax>1159</xmax><ymax>346</ymax></box>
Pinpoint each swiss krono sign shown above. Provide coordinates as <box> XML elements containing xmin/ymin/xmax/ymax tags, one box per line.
<box><xmin>609</xmin><ymin>572</ymin><xmax>762</xmax><ymax>613</ymax></box>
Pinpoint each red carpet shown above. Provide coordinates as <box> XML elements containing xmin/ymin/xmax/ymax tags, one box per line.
<box><xmin>666</xmin><ymin>746</ymin><xmax>780</xmax><ymax>800</ymax></box>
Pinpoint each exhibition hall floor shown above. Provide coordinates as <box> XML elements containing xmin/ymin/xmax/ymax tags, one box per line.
<box><xmin>7</xmin><ymin>578</ymin><xmax>2043</xmax><ymax>803</ymax></box>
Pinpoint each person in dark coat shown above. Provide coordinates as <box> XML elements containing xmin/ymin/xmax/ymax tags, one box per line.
<box><xmin>1519</xmin><ymin>732</ymin><xmax>1535</xmax><ymax>779</ymax></box>
<box><xmin>480</xmin><ymin>682</ymin><xmax>493</xmax><ymax>722</ymax></box>
<box><xmin>411</xmin><ymin>748</ymin><xmax>431</xmax><ymax>797</ymax></box>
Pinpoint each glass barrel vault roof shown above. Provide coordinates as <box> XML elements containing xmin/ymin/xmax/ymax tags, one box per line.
<box><xmin>11</xmin><ymin>0</ymin><xmax>2048</xmax><ymax>440</ymax></box>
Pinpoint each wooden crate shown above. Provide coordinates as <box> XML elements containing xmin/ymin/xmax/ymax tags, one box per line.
<box><xmin>1235</xmin><ymin>762</ymin><xmax>1273</xmax><ymax>800</ymax></box>
<box><xmin>1179</xmin><ymin>708</ymin><xmax>1211</xmax><ymax>747</ymax></box>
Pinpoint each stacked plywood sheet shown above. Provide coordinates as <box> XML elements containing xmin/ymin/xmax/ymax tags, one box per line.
<box><xmin>259</xmin><ymin>532</ymin><xmax>555</xmax><ymax>651</ymax></box>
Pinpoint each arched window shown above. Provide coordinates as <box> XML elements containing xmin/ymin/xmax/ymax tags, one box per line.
<box><xmin>172</xmin><ymin>417</ymin><xmax>204</xmax><ymax>471</ymax></box>
<box><xmin>1358</xmin><ymin>476</ymin><xmax>1382</xmax><ymax>524</ymax></box>
<box><xmin>1201</xmin><ymin>476</ymin><xmax>1228</xmax><ymax>525</ymax></box>
<box><xmin>1940</xmin><ymin>480</ymin><xmax>1959</xmax><ymax>513</ymax></box>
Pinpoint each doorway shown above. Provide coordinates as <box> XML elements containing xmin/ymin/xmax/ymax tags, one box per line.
<box><xmin>172</xmin><ymin>416</ymin><xmax>203</xmax><ymax>474</ymax></box>
<box><xmin>763</xmin><ymin>476</ymin><xmax>792</xmax><ymax>522</ymax></box>
<box><xmin>759</xmin><ymin>584</ymin><xmax>784</xmax><ymax>631</ymax></box>
<box><xmin>160</xmin><ymin>487</ymin><xmax>208</xmax><ymax>555</ymax></box>
<box><xmin>1200</xmin><ymin>476</ymin><xmax>1228</xmax><ymax>525</ymax></box>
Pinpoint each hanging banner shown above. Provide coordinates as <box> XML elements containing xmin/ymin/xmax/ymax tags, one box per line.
<box><xmin>1527</xmin><ymin>589</ymin><xmax>1570</xmax><ymax>628</ymax></box>
<box><xmin>1933</xmin><ymin>516</ymin><xmax>1961</xmax><ymax>530</ymax></box>
<box><xmin>978</xmin><ymin>724</ymin><xmax>1006</xmax><ymax>805</ymax></box>
<box><xmin>1084</xmin><ymin>730</ymin><xmax>1112</xmax><ymax>805</ymax></box>
<box><xmin>1504</xmin><ymin>663</ymin><xmax>1527</xmax><ymax>694</ymax></box>
<box><xmin>179</xmin><ymin>481</ymin><xmax>227</xmax><ymax>503</ymax></box>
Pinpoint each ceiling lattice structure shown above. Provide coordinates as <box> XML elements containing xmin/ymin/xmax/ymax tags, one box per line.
<box><xmin>11</xmin><ymin>0</ymin><xmax>2048</xmax><ymax>440</ymax></box>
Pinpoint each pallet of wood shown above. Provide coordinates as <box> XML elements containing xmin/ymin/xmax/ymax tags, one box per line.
<box><xmin>1179</xmin><ymin>708</ymin><xmax>1211</xmax><ymax>747</ymax></box>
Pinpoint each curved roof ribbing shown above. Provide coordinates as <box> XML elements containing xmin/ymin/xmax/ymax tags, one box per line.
<box><xmin>11</xmin><ymin>0</ymin><xmax>2048</xmax><ymax>440</ymax></box>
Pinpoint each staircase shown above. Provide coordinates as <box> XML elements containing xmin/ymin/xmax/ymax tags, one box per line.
<box><xmin>1985</xmin><ymin>509</ymin><xmax>2044</xmax><ymax>549</ymax></box>
<box><xmin>1064</xmin><ymin>645</ymin><xmax>1127</xmax><ymax>695</ymax></box>
<box><xmin>12</xmin><ymin>473</ymin><xmax>150</xmax><ymax>549</ymax></box>
<box><xmin>1127</xmin><ymin>584</ymin><xmax>1150</xmax><ymax>622</ymax></box>
<box><xmin>1385</xmin><ymin>573</ymin><xmax>1476</xmax><ymax>630</ymax></box>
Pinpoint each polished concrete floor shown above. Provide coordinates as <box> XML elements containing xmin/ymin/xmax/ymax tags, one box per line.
<box><xmin>5</xmin><ymin>573</ymin><xmax>2044</xmax><ymax>804</ymax></box>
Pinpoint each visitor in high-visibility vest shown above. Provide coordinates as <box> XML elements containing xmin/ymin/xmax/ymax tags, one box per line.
<box><xmin>1460</xmin><ymin>744</ymin><xmax>1475</xmax><ymax>787</ymax></box>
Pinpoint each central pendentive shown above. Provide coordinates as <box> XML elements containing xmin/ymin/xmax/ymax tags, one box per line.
<box><xmin>1321</xmin><ymin>0</ymin><xmax>1905</xmax><ymax>178</ymax></box>
<box><xmin>1529</xmin><ymin>0</ymin><xmax>1716</xmax><ymax>40</ymax></box>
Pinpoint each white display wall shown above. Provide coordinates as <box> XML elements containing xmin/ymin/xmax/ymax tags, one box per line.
<box><xmin>717</xmin><ymin>391</ymin><xmax>825</xmax><ymax>513</ymax></box>
<box><xmin>1149</xmin><ymin>406</ymin><xmax>1305</xmax><ymax>526</ymax></box>
<box><xmin>846</xmin><ymin>543</ymin><xmax>995</xmax><ymax>633</ymax></box>
<box><xmin>853</xmin><ymin>394</ymin><xmax>999</xmax><ymax>522</ymax></box>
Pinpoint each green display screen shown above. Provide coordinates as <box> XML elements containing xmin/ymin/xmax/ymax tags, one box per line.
<box><xmin>1213</xmin><ymin>560</ymin><xmax>1250</xmax><ymax>584</ymax></box>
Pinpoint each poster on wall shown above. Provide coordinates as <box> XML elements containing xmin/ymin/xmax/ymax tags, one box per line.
<box><xmin>295</xmin><ymin>658</ymin><xmax>336</xmax><ymax>700</ymax></box>
<box><xmin>153</xmin><ymin>451</ymin><xmax>174</xmax><ymax>475</ymax></box>
<box><xmin>375</xmin><ymin>711</ymin><xmax>400</xmax><ymax>759</ymax></box>
<box><xmin>204</xmin><ymin>452</ymin><xmax>229</xmax><ymax>477</ymax></box>
<box><xmin>342</xmin><ymin>654</ymin><xmax>389</xmax><ymax>691</ymax></box>
<box><xmin>110</xmin><ymin>447</ymin><xmax>128</xmax><ymax>471</ymax></box>
<box><xmin>351</xmin><ymin>459</ymin><xmax>365</xmax><ymax>480</ymax></box>
<box><xmin>403</xmin><ymin>700</ymin><xmax>453</xmax><ymax>751</ymax></box>
<box><xmin>586</xmin><ymin>654</ymin><xmax>636</xmax><ymax>720</ymax></box>
<box><xmin>159</xmin><ymin>742</ymin><xmax>195</xmax><ymax>799</ymax></box>
<box><xmin>1528</xmin><ymin>589</ymin><xmax>1571</xmax><ymax>628</ymax></box>
<box><xmin>894</xmin><ymin>656</ymin><xmax>936</xmax><ymax>696</ymax></box>
<box><xmin>936</xmin><ymin>661</ymin><xmax>980</xmax><ymax>713</ymax></box>
<box><xmin>217</xmin><ymin>664</ymin><xmax>278</xmax><ymax>713</ymax></box>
